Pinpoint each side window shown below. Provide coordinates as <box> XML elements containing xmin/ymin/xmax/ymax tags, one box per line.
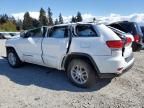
<box><xmin>49</xmin><ymin>26</ymin><xmax>68</xmax><ymax>38</ymax></box>
<box><xmin>76</xmin><ymin>25</ymin><xmax>97</xmax><ymax>37</ymax></box>
<box><xmin>26</xmin><ymin>28</ymin><xmax>43</xmax><ymax>38</ymax></box>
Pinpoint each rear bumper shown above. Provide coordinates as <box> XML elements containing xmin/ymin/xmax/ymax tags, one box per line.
<box><xmin>92</xmin><ymin>52</ymin><xmax>135</xmax><ymax>78</ymax></box>
<box><xmin>98</xmin><ymin>57</ymin><xmax>134</xmax><ymax>78</ymax></box>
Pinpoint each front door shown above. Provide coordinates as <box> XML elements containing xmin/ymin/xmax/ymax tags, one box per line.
<box><xmin>18</xmin><ymin>28</ymin><xmax>44</xmax><ymax>65</ymax></box>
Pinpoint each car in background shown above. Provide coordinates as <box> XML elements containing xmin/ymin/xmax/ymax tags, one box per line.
<box><xmin>108</xmin><ymin>21</ymin><xmax>143</xmax><ymax>51</ymax></box>
<box><xmin>140</xmin><ymin>26</ymin><xmax>144</xmax><ymax>48</ymax></box>
<box><xmin>0</xmin><ymin>32</ymin><xmax>20</xmax><ymax>39</ymax></box>
<box><xmin>141</xmin><ymin>26</ymin><xmax>144</xmax><ymax>42</ymax></box>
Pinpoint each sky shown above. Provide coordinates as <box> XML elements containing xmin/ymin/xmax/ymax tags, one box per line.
<box><xmin>0</xmin><ymin>0</ymin><xmax>144</xmax><ymax>17</ymax></box>
<box><xmin>1</xmin><ymin>0</ymin><xmax>144</xmax><ymax>25</ymax></box>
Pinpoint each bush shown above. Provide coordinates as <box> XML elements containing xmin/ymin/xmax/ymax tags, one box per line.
<box><xmin>0</xmin><ymin>21</ymin><xmax>17</xmax><ymax>31</ymax></box>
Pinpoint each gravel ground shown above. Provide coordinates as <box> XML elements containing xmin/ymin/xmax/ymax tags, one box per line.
<box><xmin>0</xmin><ymin>44</ymin><xmax>144</xmax><ymax>108</ymax></box>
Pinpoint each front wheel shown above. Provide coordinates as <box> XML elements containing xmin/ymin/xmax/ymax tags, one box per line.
<box><xmin>67</xmin><ymin>59</ymin><xmax>96</xmax><ymax>88</ymax></box>
<box><xmin>7</xmin><ymin>49</ymin><xmax>22</xmax><ymax>68</ymax></box>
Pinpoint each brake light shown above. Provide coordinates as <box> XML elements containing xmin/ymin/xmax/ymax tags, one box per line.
<box><xmin>125</xmin><ymin>37</ymin><xmax>132</xmax><ymax>46</ymax></box>
<box><xmin>106</xmin><ymin>40</ymin><xmax>123</xmax><ymax>49</ymax></box>
<box><xmin>134</xmin><ymin>35</ymin><xmax>140</xmax><ymax>42</ymax></box>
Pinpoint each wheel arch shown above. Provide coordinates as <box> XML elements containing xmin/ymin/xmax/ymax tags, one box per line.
<box><xmin>62</xmin><ymin>53</ymin><xmax>100</xmax><ymax>74</ymax></box>
<box><xmin>6</xmin><ymin>46</ymin><xmax>22</xmax><ymax>60</ymax></box>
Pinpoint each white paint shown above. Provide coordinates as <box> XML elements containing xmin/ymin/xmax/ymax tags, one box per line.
<box><xmin>0</xmin><ymin>40</ymin><xmax>6</xmax><ymax>57</ymax></box>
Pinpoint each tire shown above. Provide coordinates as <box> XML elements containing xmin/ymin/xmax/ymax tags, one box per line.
<box><xmin>7</xmin><ymin>49</ymin><xmax>22</xmax><ymax>68</ymax></box>
<box><xmin>67</xmin><ymin>59</ymin><xmax>96</xmax><ymax>88</ymax></box>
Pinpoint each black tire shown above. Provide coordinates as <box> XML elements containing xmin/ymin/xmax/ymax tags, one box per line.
<box><xmin>7</xmin><ymin>49</ymin><xmax>22</xmax><ymax>68</ymax></box>
<box><xmin>67</xmin><ymin>59</ymin><xmax>96</xmax><ymax>88</ymax></box>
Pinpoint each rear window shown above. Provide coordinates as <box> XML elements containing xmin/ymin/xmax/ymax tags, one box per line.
<box><xmin>134</xmin><ymin>23</ymin><xmax>143</xmax><ymax>35</ymax></box>
<box><xmin>119</xmin><ymin>22</ymin><xmax>140</xmax><ymax>35</ymax></box>
<box><xmin>109</xmin><ymin>24</ymin><xmax>126</xmax><ymax>32</ymax></box>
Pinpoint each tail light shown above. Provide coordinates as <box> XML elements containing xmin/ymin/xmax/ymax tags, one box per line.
<box><xmin>106</xmin><ymin>40</ymin><xmax>123</xmax><ymax>49</ymax></box>
<box><xmin>134</xmin><ymin>35</ymin><xmax>140</xmax><ymax>42</ymax></box>
<box><xmin>125</xmin><ymin>37</ymin><xmax>132</xmax><ymax>46</ymax></box>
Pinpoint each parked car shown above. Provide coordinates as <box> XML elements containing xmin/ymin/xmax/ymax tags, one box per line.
<box><xmin>140</xmin><ymin>26</ymin><xmax>144</xmax><ymax>45</ymax></box>
<box><xmin>108</xmin><ymin>21</ymin><xmax>143</xmax><ymax>51</ymax></box>
<box><xmin>0</xmin><ymin>32</ymin><xmax>20</xmax><ymax>39</ymax></box>
<box><xmin>5</xmin><ymin>23</ymin><xmax>134</xmax><ymax>88</ymax></box>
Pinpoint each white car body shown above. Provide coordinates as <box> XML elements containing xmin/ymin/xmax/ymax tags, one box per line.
<box><xmin>6</xmin><ymin>23</ymin><xmax>134</xmax><ymax>77</ymax></box>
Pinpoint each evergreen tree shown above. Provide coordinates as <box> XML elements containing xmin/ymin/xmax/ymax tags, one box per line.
<box><xmin>54</xmin><ymin>19</ymin><xmax>59</xmax><ymax>25</ymax></box>
<box><xmin>76</xmin><ymin>12</ymin><xmax>83</xmax><ymax>22</ymax></box>
<box><xmin>39</xmin><ymin>8</ymin><xmax>48</xmax><ymax>26</ymax></box>
<box><xmin>32</xmin><ymin>19</ymin><xmax>41</xmax><ymax>28</ymax></box>
<box><xmin>47</xmin><ymin>7</ymin><xmax>53</xmax><ymax>26</ymax></box>
<box><xmin>16</xmin><ymin>19</ymin><xmax>23</xmax><ymax>31</ymax></box>
<box><xmin>93</xmin><ymin>17</ymin><xmax>96</xmax><ymax>22</ymax></box>
<box><xmin>9</xmin><ymin>16</ymin><xmax>16</xmax><ymax>25</ymax></box>
<box><xmin>22</xmin><ymin>12</ymin><xmax>33</xmax><ymax>30</ymax></box>
<box><xmin>59</xmin><ymin>13</ymin><xmax>64</xmax><ymax>24</ymax></box>
<box><xmin>71</xmin><ymin>16</ymin><xmax>76</xmax><ymax>23</ymax></box>
<box><xmin>0</xmin><ymin>14</ymin><xmax>9</xmax><ymax>24</ymax></box>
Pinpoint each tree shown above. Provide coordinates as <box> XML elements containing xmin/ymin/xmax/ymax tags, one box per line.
<box><xmin>93</xmin><ymin>17</ymin><xmax>96</xmax><ymax>22</ymax></box>
<box><xmin>39</xmin><ymin>8</ymin><xmax>48</xmax><ymax>26</ymax></box>
<box><xmin>0</xmin><ymin>14</ymin><xmax>9</xmax><ymax>24</ymax></box>
<box><xmin>76</xmin><ymin>12</ymin><xmax>83</xmax><ymax>22</ymax></box>
<box><xmin>54</xmin><ymin>19</ymin><xmax>59</xmax><ymax>25</ymax></box>
<box><xmin>32</xmin><ymin>19</ymin><xmax>41</xmax><ymax>28</ymax></box>
<box><xmin>23</xmin><ymin>12</ymin><xmax>33</xmax><ymax>30</ymax></box>
<box><xmin>71</xmin><ymin>16</ymin><xmax>76</xmax><ymax>23</ymax></box>
<box><xmin>47</xmin><ymin>7</ymin><xmax>53</xmax><ymax>26</ymax></box>
<box><xmin>9</xmin><ymin>16</ymin><xmax>17</xmax><ymax>25</ymax></box>
<box><xmin>15</xmin><ymin>19</ymin><xmax>23</xmax><ymax>31</ymax></box>
<box><xmin>59</xmin><ymin>13</ymin><xmax>64</xmax><ymax>24</ymax></box>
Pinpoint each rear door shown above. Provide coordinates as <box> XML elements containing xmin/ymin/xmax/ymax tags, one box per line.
<box><xmin>42</xmin><ymin>26</ymin><xmax>70</xmax><ymax>69</ymax></box>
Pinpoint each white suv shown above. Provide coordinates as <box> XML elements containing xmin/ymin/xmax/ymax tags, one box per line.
<box><xmin>5</xmin><ymin>23</ymin><xmax>134</xmax><ymax>88</ymax></box>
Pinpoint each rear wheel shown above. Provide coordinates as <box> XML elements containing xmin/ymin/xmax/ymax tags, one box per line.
<box><xmin>7</xmin><ymin>49</ymin><xmax>22</xmax><ymax>68</ymax></box>
<box><xmin>67</xmin><ymin>59</ymin><xmax>96</xmax><ymax>88</ymax></box>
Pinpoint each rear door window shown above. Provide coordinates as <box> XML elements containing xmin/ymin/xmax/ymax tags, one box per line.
<box><xmin>49</xmin><ymin>26</ymin><xmax>68</xmax><ymax>38</ymax></box>
<box><xmin>75</xmin><ymin>25</ymin><xmax>98</xmax><ymax>37</ymax></box>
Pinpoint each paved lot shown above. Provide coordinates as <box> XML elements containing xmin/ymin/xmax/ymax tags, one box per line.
<box><xmin>0</xmin><ymin>43</ymin><xmax>144</xmax><ymax>108</ymax></box>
